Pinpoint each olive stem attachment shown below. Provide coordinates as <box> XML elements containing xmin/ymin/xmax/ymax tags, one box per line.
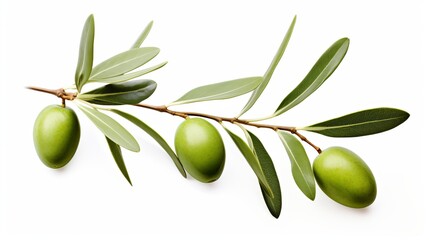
<box><xmin>135</xmin><ymin>103</ymin><xmax>322</xmax><ymax>153</ymax></box>
<box><xmin>26</xmin><ymin>86</ymin><xmax>77</xmax><ymax>101</ymax></box>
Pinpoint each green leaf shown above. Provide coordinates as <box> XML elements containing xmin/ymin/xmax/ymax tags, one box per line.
<box><xmin>277</xmin><ymin>131</ymin><xmax>315</xmax><ymax>200</ymax></box>
<box><xmin>75</xmin><ymin>14</ymin><xmax>95</xmax><ymax>92</ymax></box>
<box><xmin>78</xmin><ymin>79</ymin><xmax>156</xmax><ymax>105</ymax></box>
<box><xmin>131</xmin><ymin>21</ymin><xmax>153</xmax><ymax>49</ymax></box>
<box><xmin>106</xmin><ymin>137</ymin><xmax>132</xmax><ymax>186</ymax></box>
<box><xmin>238</xmin><ymin>15</ymin><xmax>296</xmax><ymax>117</ymax></box>
<box><xmin>90</xmin><ymin>47</ymin><xmax>160</xmax><ymax>80</ymax></box>
<box><xmin>222</xmin><ymin>125</ymin><xmax>273</xmax><ymax>198</ymax></box>
<box><xmin>111</xmin><ymin>109</ymin><xmax>187</xmax><ymax>178</ymax></box>
<box><xmin>301</xmin><ymin>107</ymin><xmax>410</xmax><ymax>137</ymax></box>
<box><xmin>77</xmin><ymin>105</ymin><xmax>140</xmax><ymax>152</ymax></box>
<box><xmin>88</xmin><ymin>61</ymin><xmax>167</xmax><ymax>84</ymax></box>
<box><xmin>273</xmin><ymin>38</ymin><xmax>350</xmax><ymax>117</ymax></box>
<box><xmin>170</xmin><ymin>76</ymin><xmax>264</xmax><ymax>106</ymax></box>
<box><xmin>247</xmin><ymin>130</ymin><xmax>282</xmax><ymax>218</ymax></box>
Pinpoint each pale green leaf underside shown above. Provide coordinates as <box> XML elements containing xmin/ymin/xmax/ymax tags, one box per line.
<box><xmin>236</xmin><ymin>124</ymin><xmax>254</xmax><ymax>151</ymax></box>
<box><xmin>222</xmin><ymin>125</ymin><xmax>273</xmax><ymax>198</ymax></box>
<box><xmin>131</xmin><ymin>21</ymin><xmax>153</xmax><ymax>49</ymax></box>
<box><xmin>88</xmin><ymin>61</ymin><xmax>167</xmax><ymax>84</ymax></box>
<box><xmin>273</xmin><ymin>38</ymin><xmax>350</xmax><ymax>117</ymax></box>
<box><xmin>77</xmin><ymin>105</ymin><xmax>139</xmax><ymax>152</ymax></box>
<box><xmin>301</xmin><ymin>107</ymin><xmax>410</xmax><ymax>137</ymax></box>
<box><xmin>278</xmin><ymin>131</ymin><xmax>315</xmax><ymax>200</ymax></box>
<box><xmin>75</xmin><ymin>14</ymin><xmax>95</xmax><ymax>92</ymax></box>
<box><xmin>106</xmin><ymin>137</ymin><xmax>132</xmax><ymax>186</ymax></box>
<box><xmin>247</xmin><ymin>130</ymin><xmax>282</xmax><ymax>218</ymax></box>
<box><xmin>90</xmin><ymin>47</ymin><xmax>159</xmax><ymax>80</ymax></box>
<box><xmin>238</xmin><ymin>15</ymin><xmax>296</xmax><ymax>117</ymax></box>
<box><xmin>170</xmin><ymin>76</ymin><xmax>264</xmax><ymax>106</ymax></box>
<box><xmin>111</xmin><ymin>109</ymin><xmax>187</xmax><ymax>178</ymax></box>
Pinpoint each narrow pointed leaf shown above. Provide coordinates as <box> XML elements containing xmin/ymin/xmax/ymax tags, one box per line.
<box><xmin>273</xmin><ymin>38</ymin><xmax>350</xmax><ymax>117</ymax></box>
<box><xmin>238</xmin><ymin>15</ymin><xmax>296</xmax><ymax>117</ymax></box>
<box><xmin>131</xmin><ymin>21</ymin><xmax>153</xmax><ymax>49</ymax></box>
<box><xmin>90</xmin><ymin>47</ymin><xmax>160</xmax><ymax>80</ymax></box>
<box><xmin>222</xmin><ymin>125</ymin><xmax>273</xmax><ymax>198</ymax></box>
<box><xmin>75</xmin><ymin>14</ymin><xmax>95</xmax><ymax>92</ymax></box>
<box><xmin>106</xmin><ymin>137</ymin><xmax>132</xmax><ymax>186</ymax></box>
<box><xmin>247</xmin><ymin>130</ymin><xmax>282</xmax><ymax>218</ymax></box>
<box><xmin>170</xmin><ymin>76</ymin><xmax>263</xmax><ymax>106</ymax></box>
<box><xmin>88</xmin><ymin>61</ymin><xmax>167</xmax><ymax>84</ymax></box>
<box><xmin>301</xmin><ymin>107</ymin><xmax>410</xmax><ymax>137</ymax></box>
<box><xmin>111</xmin><ymin>109</ymin><xmax>187</xmax><ymax>178</ymax></box>
<box><xmin>78</xmin><ymin>79</ymin><xmax>156</xmax><ymax>105</ymax></box>
<box><xmin>77</xmin><ymin>105</ymin><xmax>139</xmax><ymax>152</ymax></box>
<box><xmin>237</xmin><ymin>124</ymin><xmax>254</xmax><ymax>151</ymax></box>
<box><xmin>278</xmin><ymin>131</ymin><xmax>315</xmax><ymax>200</ymax></box>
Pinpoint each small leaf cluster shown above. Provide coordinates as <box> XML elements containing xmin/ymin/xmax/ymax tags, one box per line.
<box><xmin>71</xmin><ymin>15</ymin><xmax>181</xmax><ymax>185</ymax></box>
<box><xmin>36</xmin><ymin>14</ymin><xmax>409</xmax><ymax>218</ymax></box>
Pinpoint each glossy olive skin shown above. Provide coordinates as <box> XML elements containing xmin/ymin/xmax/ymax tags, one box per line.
<box><xmin>175</xmin><ymin>118</ymin><xmax>225</xmax><ymax>183</ymax></box>
<box><xmin>313</xmin><ymin>147</ymin><xmax>377</xmax><ymax>208</ymax></box>
<box><xmin>33</xmin><ymin>105</ymin><xmax>81</xmax><ymax>169</ymax></box>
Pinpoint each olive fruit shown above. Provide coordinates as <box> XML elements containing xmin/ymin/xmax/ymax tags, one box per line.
<box><xmin>33</xmin><ymin>105</ymin><xmax>81</xmax><ymax>169</ymax></box>
<box><xmin>313</xmin><ymin>147</ymin><xmax>377</xmax><ymax>208</ymax></box>
<box><xmin>174</xmin><ymin>118</ymin><xmax>225</xmax><ymax>183</ymax></box>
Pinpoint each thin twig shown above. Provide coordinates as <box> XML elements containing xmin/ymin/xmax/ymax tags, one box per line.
<box><xmin>135</xmin><ymin>103</ymin><xmax>321</xmax><ymax>153</ymax></box>
<box><xmin>27</xmin><ymin>86</ymin><xmax>77</xmax><ymax>101</ymax></box>
<box><xmin>26</xmin><ymin>86</ymin><xmax>322</xmax><ymax>154</ymax></box>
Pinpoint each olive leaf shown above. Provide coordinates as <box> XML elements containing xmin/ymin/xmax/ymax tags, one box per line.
<box><xmin>131</xmin><ymin>21</ymin><xmax>153</xmax><ymax>49</ymax></box>
<box><xmin>111</xmin><ymin>109</ymin><xmax>187</xmax><ymax>178</ymax></box>
<box><xmin>222</xmin><ymin>125</ymin><xmax>273</xmax><ymax>198</ymax></box>
<box><xmin>78</xmin><ymin>79</ymin><xmax>156</xmax><ymax>105</ymax></box>
<box><xmin>75</xmin><ymin>14</ymin><xmax>95</xmax><ymax>92</ymax></box>
<box><xmin>90</xmin><ymin>47</ymin><xmax>160</xmax><ymax>80</ymax></box>
<box><xmin>77</xmin><ymin>105</ymin><xmax>140</xmax><ymax>152</ymax></box>
<box><xmin>247</xmin><ymin>130</ymin><xmax>282</xmax><ymax>218</ymax></box>
<box><xmin>277</xmin><ymin>131</ymin><xmax>315</xmax><ymax>200</ymax></box>
<box><xmin>238</xmin><ymin>15</ymin><xmax>296</xmax><ymax>117</ymax></box>
<box><xmin>88</xmin><ymin>61</ymin><xmax>167</xmax><ymax>84</ymax></box>
<box><xmin>169</xmin><ymin>76</ymin><xmax>264</xmax><ymax>106</ymax></box>
<box><xmin>301</xmin><ymin>107</ymin><xmax>410</xmax><ymax>137</ymax></box>
<box><xmin>272</xmin><ymin>38</ymin><xmax>350</xmax><ymax>118</ymax></box>
<box><xmin>106</xmin><ymin>137</ymin><xmax>132</xmax><ymax>186</ymax></box>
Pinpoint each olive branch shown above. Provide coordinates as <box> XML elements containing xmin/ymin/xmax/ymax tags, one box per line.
<box><xmin>27</xmin><ymin>14</ymin><xmax>409</xmax><ymax>218</ymax></box>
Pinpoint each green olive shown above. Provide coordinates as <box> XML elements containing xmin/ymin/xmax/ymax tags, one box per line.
<box><xmin>174</xmin><ymin>118</ymin><xmax>225</xmax><ymax>183</ymax></box>
<box><xmin>313</xmin><ymin>147</ymin><xmax>377</xmax><ymax>208</ymax></box>
<box><xmin>33</xmin><ymin>105</ymin><xmax>81</xmax><ymax>169</ymax></box>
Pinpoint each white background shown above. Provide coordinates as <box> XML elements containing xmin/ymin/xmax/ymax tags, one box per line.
<box><xmin>1</xmin><ymin>0</ymin><xmax>428</xmax><ymax>239</ymax></box>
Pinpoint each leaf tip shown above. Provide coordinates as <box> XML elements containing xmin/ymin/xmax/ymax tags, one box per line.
<box><xmin>272</xmin><ymin>211</ymin><xmax>281</xmax><ymax>219</ymax></box>
<box><xmin>397</xmin><ymin>108</ymin><xmax>410</xmax><ymax>125</ymax></box>
<box><xmin>133</xmin><ymin>145</ymin><xmax>141</xmax><ymax>153</ymax></box>
<box><xmin>86</xmin><ymin>14</ymin><xmax>95</xmax><ymax>26</ymax></box>
<box><xmin>341</xmin><ymin>37</ymin><xmax>350</xmax><ymax>46</ymax></box>
<box><xmin>308</xmin><ymin>191</ymin><xmax>316</xmax><ymax>201</ymax></box>
<box><xmin>404</xmin><ymin>110</ymin><xmax>411</xmax><ymax>119</ymax></box>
